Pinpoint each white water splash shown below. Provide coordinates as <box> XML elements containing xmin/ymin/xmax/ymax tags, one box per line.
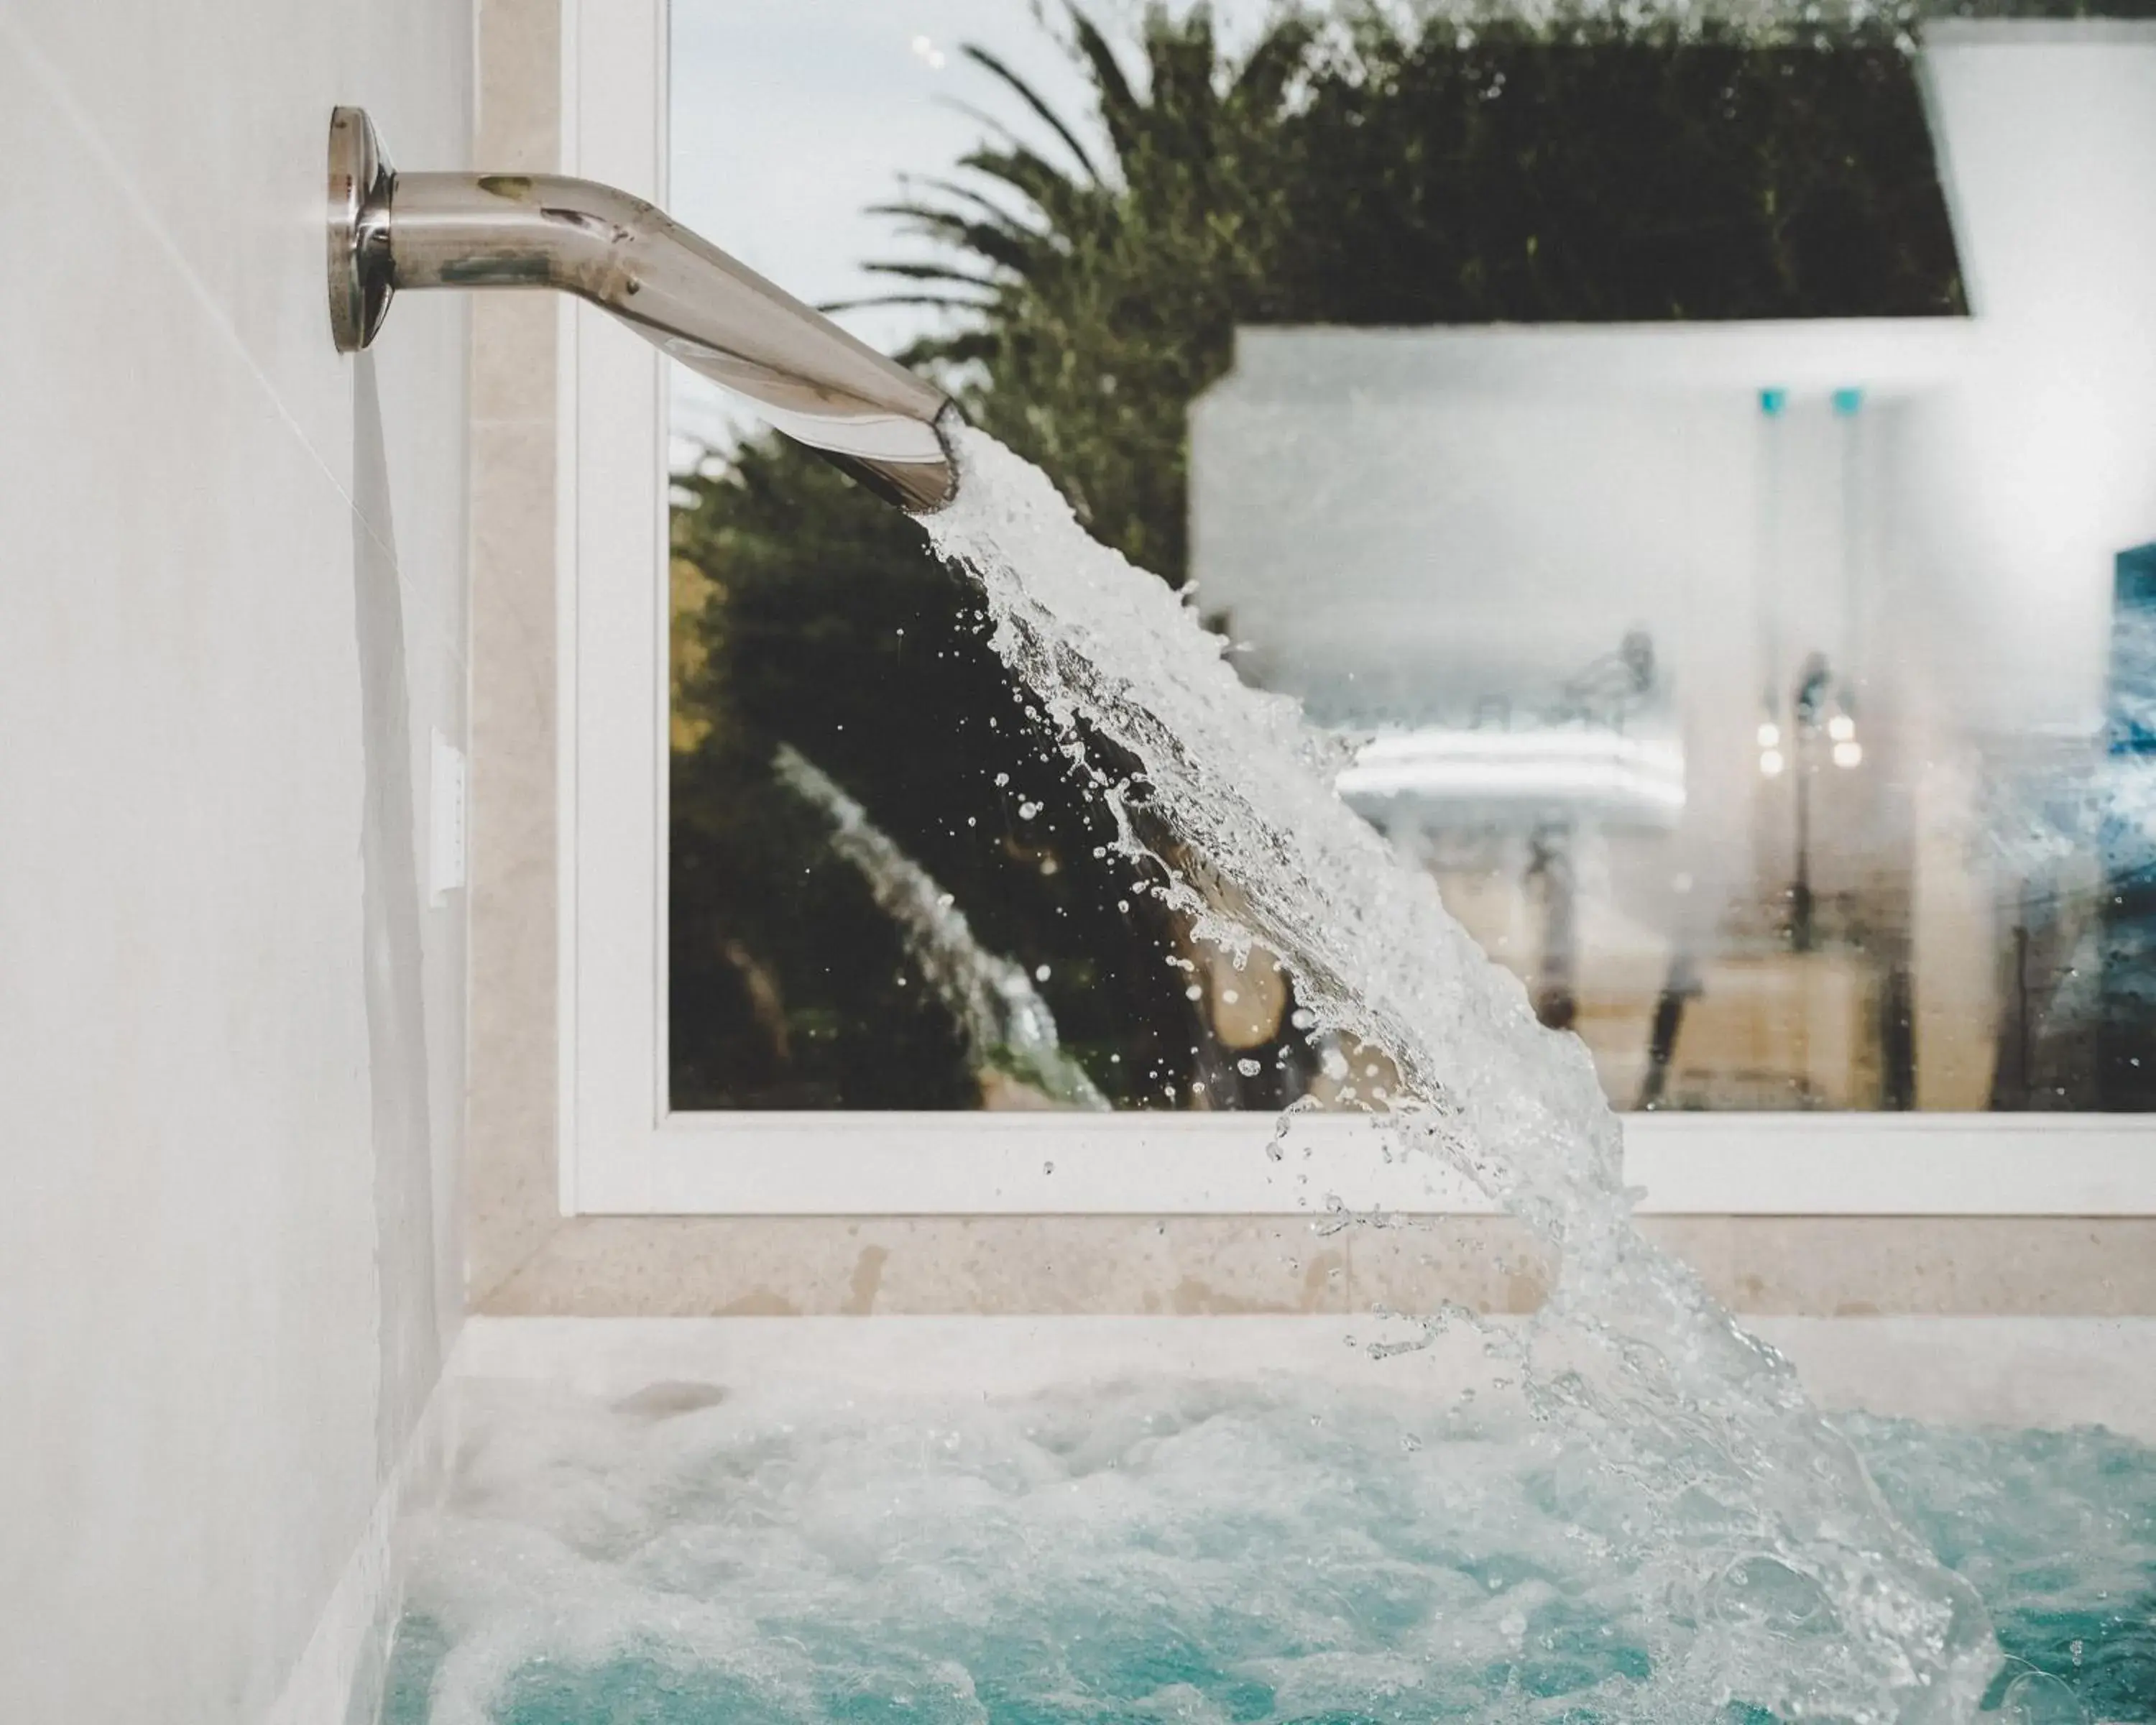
<box><xmin>924</xmin><ymin>426</ymin><xmax>1999</xmax><ymax>1721</ymax></box>
<box><xmin>389</xmin><ymin>1369</ymin><xmax>2147</xmax><ymax>1725</ymax></box>
<box><xmin>775</xmin><ymin>743</ymin><xmax>1107</xmax><ymax>1110</ymax></box>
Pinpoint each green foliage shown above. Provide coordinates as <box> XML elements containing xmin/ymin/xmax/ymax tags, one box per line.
<box><xmin>668</xmin><ymin>1</ymin><xmax>1967</xmax><ymax>1110</ymax></box>
<box><xmin>868</xmin><ymin>7</ymin><xmax>1317</xmax><ymax>579</ymax></box>
<box><xmin>1271</xmin><ymin>17</ymin><xmax>1963</xmax><ymax>328</ymax></box>
<box><xmin>668</xmin><ymin>441</ymin><xmax>1210</xmax><ymax>1109</ymax></box>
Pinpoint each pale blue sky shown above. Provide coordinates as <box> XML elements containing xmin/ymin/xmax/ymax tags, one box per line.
<box><xmin>668</xmin><ymin>0</ymin><xmax>1287</xmax><ymax>449</ymax></box>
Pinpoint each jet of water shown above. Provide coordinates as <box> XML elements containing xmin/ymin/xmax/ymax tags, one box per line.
<box><xmin>924</xmin><ymin>426</ymin><xmax>1999</xmax><ymax>1722</ymax></box>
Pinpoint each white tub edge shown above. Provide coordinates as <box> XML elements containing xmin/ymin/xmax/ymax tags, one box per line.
<box><xmin>452</xmin><ymin>1314</ymin><xmax>2156</xmax><ymax>1443</ymax></box>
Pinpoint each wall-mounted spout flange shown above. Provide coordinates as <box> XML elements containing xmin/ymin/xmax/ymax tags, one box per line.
<box><xmin>324</xmin><ymin>106</ymin><xmax>959</xmax><ymax>512</ymax></box>
<box><xmin>327</xmin><ymin>107</ymin><xmax>396</xmax><ymax>351</ymax></box>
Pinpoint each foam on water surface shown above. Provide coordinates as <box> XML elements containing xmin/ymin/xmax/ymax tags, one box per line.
<box><xmin>382</xmin><ymin>1369</ymin><xmax>2156</xmax><ymax>1725</ymax></box>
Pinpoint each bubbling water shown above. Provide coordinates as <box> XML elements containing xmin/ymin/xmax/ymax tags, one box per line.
<box><xmin>388</xmin><ymin>1367</ymin><xmax>2156</xmax><ymax>1725</ymax></box>
<box><xmin>923</xmin><ymin>427</ymin><xmax>1999</xmax><ymax>1721</ymax></box>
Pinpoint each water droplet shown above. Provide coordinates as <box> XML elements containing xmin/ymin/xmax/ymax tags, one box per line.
<box><xmin>2001</xmin><ymin>1671</ymin><xmax>2088</xmax><ymax>1725</ymax></box>
<box><xmin>1237</xmin><ymin>1057</ymin><xmax>1261</xmax><ymax>1077</ymax></box>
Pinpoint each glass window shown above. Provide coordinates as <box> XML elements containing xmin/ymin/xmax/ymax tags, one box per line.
<box><xmin>665</xmin><ymin>1</ymin><xmax>2156</xmax><ymax>1115</ymax></box>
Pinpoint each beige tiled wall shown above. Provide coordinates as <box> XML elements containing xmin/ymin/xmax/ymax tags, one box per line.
<box><xmin>464</xmin><ymin>5</ymin><xmax>2156</xmax><ymax>1322</ymax></box>
<box><xmin>469</xmin><ymin>0</ymin><xmax>564</xmax><ymax>1305</ymax></box>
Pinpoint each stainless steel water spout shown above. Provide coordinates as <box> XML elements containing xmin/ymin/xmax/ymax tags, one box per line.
<box><xmin>326</xmin><ymin>107</ymin><xmax>959</xmax><ymax>512</ymax></box>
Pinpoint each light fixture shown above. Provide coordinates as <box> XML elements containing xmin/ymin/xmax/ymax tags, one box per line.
<box><xmin>1828</xmin><ymin>712</ymin><xmax>1856</xmax><ymax>743</ymax></box>
<box><xmin>1756</xmin><ymin>721</ymin><xmax>1782</xmax><ymax>749</ymax></box>
<box><xmin>1833</xmin><ymin>740</ymin><xmax>1863</xmax><ymax>770</ymax></box>
<box><xmin>1760</xmin><ymin>748</ymin><xmax>1787</xmax><ymax>778</ymax></box>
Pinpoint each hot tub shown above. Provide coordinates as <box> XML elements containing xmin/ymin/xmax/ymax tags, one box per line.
<box><xmin>379</xmin><ymin>1315</ymin><xmax>2156</xmax><ymax>1724</ymax></box>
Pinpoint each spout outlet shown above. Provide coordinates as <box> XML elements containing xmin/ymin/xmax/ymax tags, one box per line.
<box><xmin>327</xmin><ymin>106</ymin><xmax>958</xmax><ymax>513</ymax></box>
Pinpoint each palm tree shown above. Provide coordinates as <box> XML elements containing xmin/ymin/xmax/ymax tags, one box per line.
<box><xmin>844</xmin><ymin>4</ymin><xmax>1318</xmax><ymax>582</ymax></box>
<box><xmin>665</xmin><ymin>9</ymin><xmax>1324</xmax><ymax>1113</ymax></box>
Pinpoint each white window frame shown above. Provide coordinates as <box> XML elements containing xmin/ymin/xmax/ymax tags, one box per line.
<box><xmin>551</xmin><ymin>0</ymin><xmax>2156</xmax><ymax>1218</ymax></box>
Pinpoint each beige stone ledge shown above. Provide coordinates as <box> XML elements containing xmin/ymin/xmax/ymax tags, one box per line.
<box><xmin>472</xmin><ymin>1214</ymin><xmax>2156</xmax><ymax>1319</ymax></box>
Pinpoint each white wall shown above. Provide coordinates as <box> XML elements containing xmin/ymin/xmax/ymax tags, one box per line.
<box><xmin>1189</xmin><ymin>22</ymin><xmax>2156</xmax><ymax>895</ymax></box>
<box><xmin>0</xmin><ymin>1</ymin><xmax>470</xmax><ymax>1720</ymax></box>
<box><xmin>1190</xmin><ymin>321</ymin><xmax>1967</xmax><ymax>696</ymax></box>
<box><xmin>1909</xmin><ymin>21</ymin><xmax>2156</xmax><ymax>739</ymax></box>
<box><xmin>1189</xmin><ymin>323</ymin><xmax>1963</xmax><ymax>907</ymax></box>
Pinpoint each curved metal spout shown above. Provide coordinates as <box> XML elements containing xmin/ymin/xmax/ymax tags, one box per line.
<box><xmin>327</xmin><ymin>107</ymin><xmax>958</xmax><ymax>513</ymax></box>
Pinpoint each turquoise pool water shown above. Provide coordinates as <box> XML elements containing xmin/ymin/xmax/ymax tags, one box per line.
<box><xmin>382</xmin><ymin>1377</ymin><xmax>2155</xmax><ymax>1725</ymax></box>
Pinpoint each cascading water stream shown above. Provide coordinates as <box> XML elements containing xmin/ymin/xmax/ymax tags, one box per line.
<box><xmin>923</xmin><ymin>426</ymin><xmax>2001</xmax><ymax>1722</ymax></box>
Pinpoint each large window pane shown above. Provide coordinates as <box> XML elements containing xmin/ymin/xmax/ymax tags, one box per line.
<box><xmin>665</xmin><ymin>1</ymin><xmax>2155</xmax><ymax>1115</ymax></box>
